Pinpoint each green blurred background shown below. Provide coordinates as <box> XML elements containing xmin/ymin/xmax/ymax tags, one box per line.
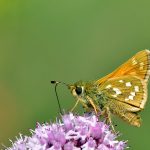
<box><xmin>0</xmin><ymin>0</ymin><xmax>150</xmax><ymax>149</ymax></box>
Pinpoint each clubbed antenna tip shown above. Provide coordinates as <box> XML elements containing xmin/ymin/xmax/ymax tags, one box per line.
<box><xmin>51</xmin><ymin>81</ymin><xmax>57</xmax><ymax>84</ymax></box>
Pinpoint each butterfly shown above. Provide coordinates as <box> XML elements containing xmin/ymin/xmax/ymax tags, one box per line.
<box><xmin>67</xmin><ymin>50</ymin><xmax>150</xmax><ymax>129</ymax></box>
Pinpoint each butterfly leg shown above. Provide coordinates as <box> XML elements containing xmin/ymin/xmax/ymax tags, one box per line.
<box><xmin>102</xmin><ymin>107</ymin><xmax>115</xmax><ymax>132</ymax></box>
<box><xmin>70</xmin><ymin>99</ymin><xmax>80</xmax><ymax>112</ymax></box>
<box><xmin>70</xmin><ymin>98</ymin><xmax>90</xmax><ymax>112</ymax></box>
<box><xmin>86</xmin><ymin>96</ymin><xmax>99</xmax><ymax>115</ymax></box>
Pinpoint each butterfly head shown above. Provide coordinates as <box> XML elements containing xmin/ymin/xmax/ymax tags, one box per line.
<box><xmin>68</xmin><ymin>81</ymin><xmax>86</xmax><ymax>98</ymax></box>
<box><xmin>68</xmin><ymin>80</ymin><xmax>98</xmax><ymax>105</ymax></box>
<box><xmin>68</xmin><ymin>80</ymin><xmax>102</xmax><ymax>113</ymax></box>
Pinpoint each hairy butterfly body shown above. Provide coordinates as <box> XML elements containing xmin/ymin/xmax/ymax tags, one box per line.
<box><xmin>69</xmin><ymin>50</ymin><xmax>150</xmax><ymax>128</ymax></box>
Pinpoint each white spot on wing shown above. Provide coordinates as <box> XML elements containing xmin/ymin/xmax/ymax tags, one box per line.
<box><xmin>106</xmin><ymin>84</ymin><xmax>112</xmax><ymax>89</ymax></box>
<box><xmin>129</xmin><ymin>95</ymin><xmax>134</xmax><ymax>100</ymax></box>
<box><xmin>119</xmin><ymin>80</ymin><xmax>124</xmax><ymax>83</ymax></box>
<box><xmin>134</xmin><ymin>86</ymin><xmax>139</xmax><ymax>92</ymax></box>
<box><xmin>130</xmin><ymin>92</ymin><xmax>136</xmax><ymax>96</ymax></box>
<box><xmin>113</xmin><ymin>88</ymin><xmax>121</xmax><ymax>95</ymax></box>
<box><xmin>126</xmin><ymin>82</ymin><xmax>132</xmax><ymax>87</ymax></box>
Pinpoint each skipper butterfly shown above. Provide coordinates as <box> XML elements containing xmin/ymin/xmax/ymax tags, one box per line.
<box><xmin>52</xmin><ymin>50</ymin><xmax>150</xmax><ymax>130</ymax></box>
<box><xmin>69</xmin><ymin>50</ymin><xmax>150</xmax><ymax>129</ymax></box>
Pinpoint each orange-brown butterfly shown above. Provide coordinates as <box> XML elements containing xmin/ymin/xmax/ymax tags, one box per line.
<box><xmin>52</xmin><ymin>50</ymin><xmax>150</xmax><ymax>130</ymax></box>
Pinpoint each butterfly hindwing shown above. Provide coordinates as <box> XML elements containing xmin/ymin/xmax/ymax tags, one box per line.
<box><xmin>107</xmin><ymin>100</ymin><xmax>141</xmax><ymax>127</ymax></box>
<box><xmin>100</xmin><ymin>75</ymin><xmax>147</xmax><ymax>109</ymax></box>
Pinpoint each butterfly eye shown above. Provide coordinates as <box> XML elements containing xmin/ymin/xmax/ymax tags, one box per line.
<box><xmin>75</xmin><ymin>86</ymin><xmax>83</xmax><ymax>95</ymax></box>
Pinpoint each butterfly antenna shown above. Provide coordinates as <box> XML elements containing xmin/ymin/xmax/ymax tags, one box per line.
<box><xmin>51</xmin><ymin>81</ymin><xmax>68</xmax><ymax>115</ymax></box>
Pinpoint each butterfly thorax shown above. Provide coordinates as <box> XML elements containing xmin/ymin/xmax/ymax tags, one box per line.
<box><xmin>69</xmin><ymin>80</ymin><xmax>108</xmax><ymax>111</ymax></box>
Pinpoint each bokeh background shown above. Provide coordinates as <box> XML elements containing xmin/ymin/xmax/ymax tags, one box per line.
<box><xmin>0</xmin><ymin>0</ymin><xmax>150</xmax><ymax>149</ymax></box>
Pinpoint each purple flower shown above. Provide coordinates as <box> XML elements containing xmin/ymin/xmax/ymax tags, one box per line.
<box><xmin>5</xmin><ymin>113</ymin><xmax>127</xmax><ymax>150</ymax></box>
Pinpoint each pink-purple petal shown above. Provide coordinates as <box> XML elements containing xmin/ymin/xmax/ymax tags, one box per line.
<box><xmin>6</xmin><ymin>113</ymin><xmax>127</xmax><ymax>150</ymax></box>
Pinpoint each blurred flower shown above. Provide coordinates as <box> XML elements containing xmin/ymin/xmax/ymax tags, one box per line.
<box><xmin>6</xmin><ymin>113</ymin><xmax>127</xmax><ymax>150</ymax></box>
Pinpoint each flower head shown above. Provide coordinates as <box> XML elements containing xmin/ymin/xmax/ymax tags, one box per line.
<box><xmin>6</xmin><ymin>113</ymin><xmax>127</xmax><ymax>150</ymax></box>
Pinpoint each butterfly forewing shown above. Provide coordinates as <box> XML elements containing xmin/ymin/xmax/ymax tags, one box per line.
<box><xmin>96</xmin><ymin>50</ymin><xmax>150</xmax><ymax>84</ymax></box>
<box><xmin>100</xmin><ymin>76</ymin><xmax>147</xmax><ymax>109</ymax></box>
